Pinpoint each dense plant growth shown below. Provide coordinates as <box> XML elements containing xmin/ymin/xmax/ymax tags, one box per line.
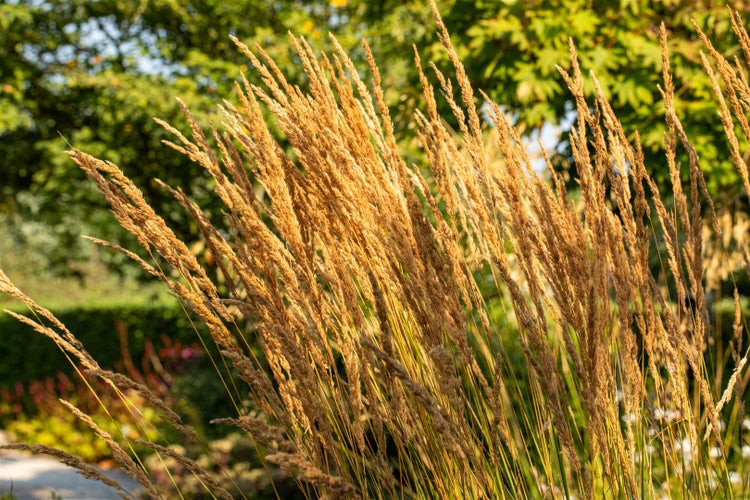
<box><xmin>0</xmin><ymin>302</ymin><xmax>200</xmax><ymax>386</ymax></box>
<box><xmin>4</xmin><ymin>1</ymin><xmax>750</xmax><ymax>498</ymax></box>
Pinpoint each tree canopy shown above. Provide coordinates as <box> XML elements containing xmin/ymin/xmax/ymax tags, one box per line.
<box><xmin>339</xmin><ymin>0</ymin><xmax>750</xmax><ymax>201</ymax></box>
<box><xmin>0</xmin><ymin>0</ymin><xmax>360</xmax><ymax>269</ymax></box>
<box><xmin>2</xmin><ymin>0</ymin><xmax>749</xmax><ymax>271</ymax></box>
<box><xmin>437</xmin><ymin>0</ymin><xmax>750</xmax><ymax>200</ymax></box>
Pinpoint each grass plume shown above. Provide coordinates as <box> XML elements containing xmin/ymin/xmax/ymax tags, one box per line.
<box><xmin>5</xmin><ymin>2</ymin><xmax>750</xmax><ymax>498</ymax></box>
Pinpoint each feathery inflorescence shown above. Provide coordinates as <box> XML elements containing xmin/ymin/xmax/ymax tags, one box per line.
<box><xmin>5</xmin><ymin>2</ymin><xmax>750</xmax><ymax>498</ymax></box>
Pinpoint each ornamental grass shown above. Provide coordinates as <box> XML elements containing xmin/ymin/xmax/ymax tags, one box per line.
<box><xmin>4</xmin><ymin>2</ymin><xmax>750</xmax><ymax>498</ymax></box>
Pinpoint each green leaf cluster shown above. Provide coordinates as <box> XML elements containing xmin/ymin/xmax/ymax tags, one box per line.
<box><xmin>437</xmin><ymin>1</ymin><xmax>749</xmax><ymax>201</ymax></box>
<box><xmin>0</xmin><ymin>302</ymin><xmax>202</xmax><ymax>386</ymax></box>
<box><xmin>0</xmin><ymin>0</ymin><xmax>359</xmax><ymax>273</ymax></box>
<box><xmin>336</xmin><ymin>0</ymin><xmax>750</xmax><ymax>202</ymax></box>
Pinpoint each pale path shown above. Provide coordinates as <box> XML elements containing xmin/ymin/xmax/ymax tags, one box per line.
<box><xmin>0</xmin><ymin>452</ymin><xmax>142</xmax><ymax>500</ymax></box>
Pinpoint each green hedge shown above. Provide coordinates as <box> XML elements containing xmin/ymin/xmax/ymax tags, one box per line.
<box><xmin>0</xmin><ymin>301</ymin><xmax>209</xmax><ymax>387</ymax></box>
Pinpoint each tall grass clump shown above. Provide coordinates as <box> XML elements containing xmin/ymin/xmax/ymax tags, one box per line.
<box><xmin>5</xmin><ymin>2</ymin><xmax>750</xmax><ymax>498</ymax></box>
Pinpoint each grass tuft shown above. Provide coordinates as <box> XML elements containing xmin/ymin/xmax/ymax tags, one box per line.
<box><xmin>4</xmin><ymin>2</ymin><xmax>750</xmax><ymax>498</ymax></box>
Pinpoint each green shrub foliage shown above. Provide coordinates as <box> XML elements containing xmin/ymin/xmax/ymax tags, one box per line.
<box><xmin>0</xmin><ymin>303</ymin><xmax>207</xmax><ymax>387</ymax></box>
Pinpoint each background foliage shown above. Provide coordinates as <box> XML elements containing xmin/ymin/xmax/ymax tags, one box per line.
<box><xmin>3</xmin><ymin>0</ymin><xmax>750</xmax><ymax>276</ymax></box>
<box><xmin>0</xmin><ymin>300</ymin><xmax>202</xmax><ymax>386</ymax></box>
<box><xmin>1</xmin><ymin>0</ymin><xmax>357</xmax><ymax>272</ymax></box>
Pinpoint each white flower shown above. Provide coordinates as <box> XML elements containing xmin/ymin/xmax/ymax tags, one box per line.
<box><xmin>653</xmin><ymin>407</ymin><xmax>681</xmax><ymax>422</ymax></box>
<box><xmin>741</xmin><ymin>445</ymin><xmax>750</xmax><ymax>458</ymax></box>
<box><xmin>622</xmin><ymin>412</ymin><xmax>638</xmax><ymax>423</ymax></box>
<box><xmin>674</xmin><ymin>438</ymin><xmax>692</xmax><ymax>453</ymax></box>
<box><xmin>709</xmin><ymin>446</ymin><xmax>722</xmax><ymax>458</ymax></box>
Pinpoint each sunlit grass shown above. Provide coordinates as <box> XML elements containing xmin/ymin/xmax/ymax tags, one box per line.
<box><xmin>3</xmin><ymin>1</ymin><xmax>750</xmax><ymax>498</ymax></box>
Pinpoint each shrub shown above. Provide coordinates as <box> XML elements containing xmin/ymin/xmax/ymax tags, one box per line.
<box><xmin>1</xmin><ymin>370</ymin><xmax>161</xmax><ymax>463</ymax></box>
<box><xmin>0</xmin><ymin>302</ymin><xmax>206</xmax><ymax>387</ymax></box>
<box><xmin>141</xmin><ymin>433</ymin><xmax>305</xmax><ymax>499</ymax></box>
<box><xmin>0</xmin><ymin>331</ymin><xmax>244</xmax><ymax>464</ymax></box>
<box><xmin>3</xmin><ymin>1</ymin><xmax>750</xmax><ymax>498</ymax></box>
